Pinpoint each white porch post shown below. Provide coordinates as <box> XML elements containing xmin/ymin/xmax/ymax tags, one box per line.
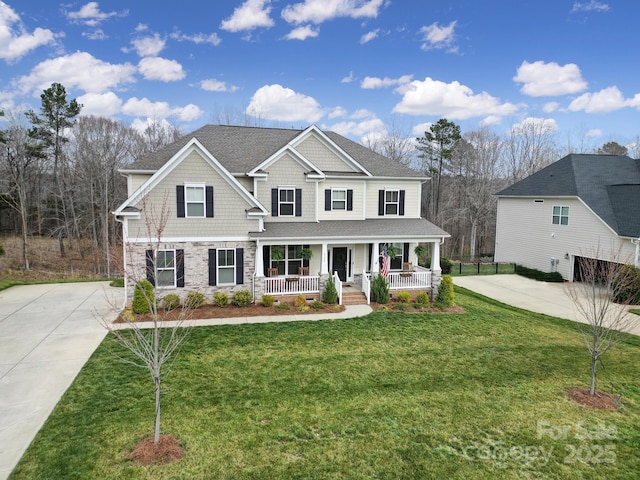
<box><xmin>255</xmin><ymin>240</ymin><xmax>264</xmax><ymax>277</ymax></box>
<box><xmin>371</xmin><ymin>242</ymin><xmax>379</xmax><ymax>273</ymax></box>
<box><xmin>431</xmin><ymin>241</ymin><xmax>441</xmax><ymax>273</ymax></box>
<box><xmin>320</xmin><ymin>242</ymin><xmax>329</xmax><ymax>275</ymax></box>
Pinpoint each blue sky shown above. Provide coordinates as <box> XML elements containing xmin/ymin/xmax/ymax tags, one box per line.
<box><xmin>2</xmin><ymin>0</ymin><xmax>639</xmax><ymax>148</ymax></box>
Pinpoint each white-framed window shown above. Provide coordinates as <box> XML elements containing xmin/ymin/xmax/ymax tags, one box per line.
<box><xmin>552</xmin><ymin>205</ymin><xmax>569</xmax><ymax>225</ymax></box>
<box><xmin>385</xmin><ymin>189</ymin><xmax>399</xmax><ymax>215</ymax></box>
<box><xmin>379</xmin><ymin>243</ymin><xmax>403</xmax><ymax>270</ymax></box>
<box><xmin>332</xmin><ymin>189</ymin><xmax>347</xmax><ymax>210</ymax></box>
<box><xmin>185</xmin><ymin>184</ymin><xmax>205</xmax><ymax>217</ymax></box>
<box><xmin>279</xmin><ymin>187</ymin><xmax>295</xmax><ymax>216</ymax></box>
<box><xmin>217</xmin><ymin>249</ymin><xmax>236</xmax><ymax>285</ymax></box>
<box><xmin>156</xmin><ymin>250</ymin><xmax>176</xmax><ymax>287</ymax></box>
<box><xmin>271</xmin><ymin>245</ymin><xmax>304</xmax><ymax>275</ymax></box>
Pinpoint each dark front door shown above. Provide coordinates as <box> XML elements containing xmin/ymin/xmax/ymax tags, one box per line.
<box><xmin>332</xmin><ymin>247</ymin><xmax>348</xmax><ymax>281</ymax></box>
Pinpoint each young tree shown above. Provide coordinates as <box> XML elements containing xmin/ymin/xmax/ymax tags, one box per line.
<box><xmin>565</xmin><ymin>248</ymin><xmax>639</xmax><ymax>396</ymax></box>
<box><xmin>504</xmin><ymin>117</ymin><xmax>558</xmax><ymax>183</ymax></box>
<box><xmin>26</xmin><ymin>83</ymin><xmax>82</xmax><ymax>256</ymax></box>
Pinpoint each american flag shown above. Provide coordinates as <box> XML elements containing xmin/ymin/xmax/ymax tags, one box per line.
<box><xmin>381</xmin><ymin>244</ymin><xmax>390</xmax><ymax>278</ymax></box>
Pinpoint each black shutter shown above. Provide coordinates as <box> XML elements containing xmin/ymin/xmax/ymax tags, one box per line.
<box><xmin>271</xmin><ymin>188</ymin><xmax>278</xmax><ymax>217</ymax></box>
<box><xmin>325</xmin><ymin>189</ymin><xmax>331</xmax><ymax>210</ymax></box>
<box><xmin>263</xmin><ymin>245</ymin><xmax>270</xmax><ymax>276</ymax></box>
<box><xmin>176</xmin><ymin>249</ymin><xmax>185</xmax><ymax>287</ymax></box>
<box><xmin>206</xmin><ymin>186</ymin><xmax>214</xmax><ymax>218</ymax></box>
<box><xmin>403</xmin><ymin>244</ymin><xmax>409</xmax><ymax>263</ymax></box>
<box><xmin>399</xmin><ymin>190</ymin><xmax>405</xmax><ymax>216</ymax></box>
<box><xmin>295</xmin><ymin>188</ymin><xmax>302</xmax><ymax>216</ymax></box>
<box><xmin>145</xmin><ymin>249</ymin><xmax>155</xmax><ymax>286</ymax></box>
<box><xmin>236</xmin><ymin>248</ymin><xmax>244</xmax><ymax>284</ymax></box>
<box><xmin>208</xmin><ymin>249</ymin><xmax>216</xmax><ymax>286</ymax></box>
<box><xmin>378</xmin><ymin>190</ymin><xmax>385</xmax><ymax>216</ymax></box>
<box><xmin>176</xmin><ymin>185</ymin><xmax>185</xmax><ymax>218</ymax></box>
<box><xmin>347</xmin><ymin>189</ymin><xmax>353</xmax><ymax>211</ymax></box>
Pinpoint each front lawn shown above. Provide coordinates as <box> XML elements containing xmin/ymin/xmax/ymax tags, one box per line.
<box><xmin>10</xmin><ymin>288</ymin><xmax>640</xmax><ymax>479</ymax></box>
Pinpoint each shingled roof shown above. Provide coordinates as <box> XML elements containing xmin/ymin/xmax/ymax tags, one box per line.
<box><xmin>496</xmin><ymin>154</ymin><xmax>640</xmax><ymax>238</ymax></box>
<box><xmin>124</xmin><ymin>124</ymin><xmax>421</xmax><ymax>178</ymax></box>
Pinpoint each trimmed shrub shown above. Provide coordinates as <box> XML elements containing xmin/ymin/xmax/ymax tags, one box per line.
<box><xmin>294</xmin><ymin>294</ymin><xmax>307</xmax><ymax>308</ymax></box>
<box><xmin>416</xmin><ymin>291</ymin><xmax>430</xmax><ymax>305</ymax></box>
<box><xmin>435</xmin><ymin>275</ymin><xmax>454</xmax><ymax>308</ymax></box>
<box><xmin>515</xmin><ymin>265</ymin><xmax>564</xmax><ymax>282</ymax></box>
<box><xmin>322</xmin><ymin>277</ymin><xmax>338</xmax><ymax>304</ymax></box>
<box><xmin>613</xmin><ymin>265</ymin><xmax>640</xmax><ymax>305</ymax></box>
<box><xmin>109</xmin><ymin>278</ymin><xmax>124</xmax><ymax>287</ymax></box>
<box><xmin>212</xmin><ymin>292</ymin><xmax>229</xmax><ymax>308</ymax></box>
<box><xmin>396</xmin><ymin>291</ymin><xmax>412</xmax><ymax>304</ymax></box>
<box><xmin>276</xmin><ymin>303</ymin><xmax>291</xmax><ymax>311</ymax></box>
<box><xmin>233</xmin><ymin>289</ymin><xmax>252</xmax><ymax>307</ymax></box>
<box><xmin>162</xmin><ymin>294</ymin><xmax>180</xmax><ymax>311</ymax></box>
<box><xmin>132</xmin><ymin>280</ymin><xmax>154</xmax><ymax>314</ymax></box>
<box><xmin>298</xmin><ymin>305</ymin><xmax>310</xmax><ymax>312</ymax></box>
<box><xmin>261</xmin><ymin>294</ymin><xmax>275</xmax><ymax>307</ymax></box>
<box><xmin>185</xmin><ymin>291</ymin><xmax>206</xmax><ymax>309</ymax></box>
<box><xmin>311</xmin><ymin>300</ymin><xmax>325</xmax><ymax>310</ymax></box>
<box><xmin>392</xmin><ymin>303</ymin><xmax>408</xmax><ymax>311</ymax></box>
<box><xmin>371</xmin><ymin>274</ymin><xmax>390</xmax><ymax>304</ymax></box>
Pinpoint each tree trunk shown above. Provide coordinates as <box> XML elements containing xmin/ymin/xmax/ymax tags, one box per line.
<box><xmin>590</xmin><ymin>353</ymin><xmax>597</xmax><ymax>396</ymax></box>
<box><xmin>470</xmin><ymin>220</ymin><xmax>477</xmax><ymax>262</ymax></box>
<box><xmin>154</xmin><ymin>374</ymin><xmax>161</xmax><ymax>443</ymax></box>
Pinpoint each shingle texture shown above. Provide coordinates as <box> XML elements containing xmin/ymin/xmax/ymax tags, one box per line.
<box><xmin>496</xmin><ymin>154</ymin><xmax>640</xmax><ymax>237</ymax></box>
<box><xmin>125</xmin><ymin>125</ymin><xmax>421</xmax><ymax>178</ymax></box>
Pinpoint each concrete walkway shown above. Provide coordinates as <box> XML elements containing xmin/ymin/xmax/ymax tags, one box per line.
<box><xmin>454</xmin><ymin>274</ymin><xmax>640</xmax><ymax>336</ymax></box>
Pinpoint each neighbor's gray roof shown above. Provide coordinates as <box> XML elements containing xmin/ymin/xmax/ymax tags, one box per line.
<box><xmin>496</xmin><ymin>154</ymin><xmax>640</xmax><ymax>237</ymax></box>
<box><xmin>125</xmin><ymin>125</ymin><xmax>422</xmax><ymax>178</ymax></box>
<box><xmin>249</xmin><ymin>219</ymin><xmax>449</xmax><ymax>241</ymax></box>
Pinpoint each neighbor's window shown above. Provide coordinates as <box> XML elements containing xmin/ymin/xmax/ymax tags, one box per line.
<box><xmin>331</xmin><ymin>189</ymin><xmax>347</xmax><ymax>210</ymax></box>
<box><xmin>385</xmin><ymin>189</ymin><xmax>399</xmax><ymax>215</ymax></box>
<box><xmin>156</xmin><ymin>250</ymin><xmax>176</xmax><ymax>287</ymax></box>
<box><xmin>217</xmin><ymin>249</ymin><xmax>235</xmax><ymax>284</ymax></box>
<box><xmin>279</xmin><ymin>188</ymin><xmax>295</xmax><ymax>216</ymax></box>
<box><xmin>185</xmin><ymin>185</ymin><xmax>205</xmax><ymax>217</ymax></box>
<box><xmin>552</xmin><ymin>206</ymin><xmax>569</xmax><ymax>225</ymax></box>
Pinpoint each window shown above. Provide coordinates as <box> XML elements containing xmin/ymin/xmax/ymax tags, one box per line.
<box><xmin>332</xmin><ymin>189</ymin><xmax>347</xmax><ymax>210</ymax></box>
<box><xmin>156</xmin><ymin>250</ymin><xmax>176</xmax><ymax>287</ymax></box>
<box><xmin>279</xmin><ymin>188</ymin><xmax>295</xmax><ymax>216</ymax></box>
<box><xmin>552</xmin><ymin>206</ymin><xmax>569</xmax><ymax>225</ymax></box>
<box><xmin>185</xmin><ymin>185</ymin><xmax>205</xmax><ymax>217</ymax></box>
<box><xmin>217</xmin><ymin>249</ymin><xmax>235</xmax><ymax>285</ymax></box>
<box><xmin>271</xmin><ymin>244</ymin><xmax>306</xmax><ymax>275</ymax></box>
<box><xmin>380</xmin><ymin>243</ymin><xmax>404</xmax><ymax>271</ymax></box>
<box><xmin>385</xmin><ymin>190</ymin><xmax>399</xmax><ymax>215</ymax></box>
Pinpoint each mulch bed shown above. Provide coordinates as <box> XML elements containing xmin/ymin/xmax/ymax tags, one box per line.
<box><xmin>126</xmin><ymin>434</ymin><xmax>185</xmax><ymax>466</ymax></box>
<box><xmin>566</xmin><ymin>387</ymin><xmax>620</xmax><ymax>410</ymax></box>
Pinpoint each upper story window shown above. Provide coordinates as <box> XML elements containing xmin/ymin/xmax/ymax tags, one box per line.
<box><xmin>186</xmin><ymin>185</ymin><xmax>205</xmax><ymax>217</ymax></box>
<box><xmin>332</xmin><ymin>189</ymin><xmax>347</xmax><ymax>210</ymax></box>
<box><xmin>272</xmin><ymin>187</ymin><xmax>301</xmax><ymax>217</ymax></box>
<box><xmin>324</xmin><ymin>188</ymin><xmax>353</xmax><ymax>211</ymax></box>
<box><xmin>385</xmin><ymin>189</ymin><xmax>400</xmax><ymax>215</ymax></box>
<box><xmin>156</xmin><ymin>250</ymin><xmax>176</xmax><ymax>287</ymax></box>
<box><xmin>552</xmin><ymin>205</ymin><xmax>569</xmax><ymax>225</ymax></box>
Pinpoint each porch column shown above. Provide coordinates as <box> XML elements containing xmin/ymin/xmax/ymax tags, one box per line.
<box><xmin>371</xmin><ymin>242</ymin><xmax>379</xmax><ymax>273</ymax></box>
<box><xmin>320</xmin><ymin>242</ymin><xmax>329</xmax><ymax>275</ymax></box>
<box><xmin>430</xmin><ymin>241</ymin><xmax>441</xmax><ymax>273</ymax></box>
<box><xmin>255</xmin><ymin>240</ymin><xmax>264</xmax><ymax>277</ymax></box>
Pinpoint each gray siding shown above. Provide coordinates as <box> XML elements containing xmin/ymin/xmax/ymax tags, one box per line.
<box><xmin>296</xmin><ymin>134</ymin><xmax>358</xmax><ymax>172</ymax></box>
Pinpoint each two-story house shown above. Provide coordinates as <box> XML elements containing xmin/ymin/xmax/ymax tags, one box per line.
<box><xmin>114</xmin><ymin>125</ymin><xmax>450</xmax><ymax>305</ymax></box>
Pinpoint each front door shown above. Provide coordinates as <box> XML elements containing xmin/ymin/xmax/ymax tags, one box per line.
<box><xmin>332</xmin><ymin>247</ymin><xmax>348</xmax><ymax>281</ymax></box>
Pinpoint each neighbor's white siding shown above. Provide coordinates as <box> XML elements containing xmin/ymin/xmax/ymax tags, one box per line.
<box><xmin>494</xmin><ymin>196</ymin><xmax>635</xmax><ymax>279</ymax></box>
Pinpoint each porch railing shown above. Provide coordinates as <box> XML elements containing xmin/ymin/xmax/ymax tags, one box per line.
<box><xmin>332</xmin><ymin>271</ymin><xmax>343</xmax><ymax>305</ymax></box>
<box><xmin>361</xmin><ymin>269</ymin><xmax>371</xmax><ymax>304</ymax></box>
<box><xmin>387</xmin><ymin>268</ymin><xmax>431</xmax><ymax>290</ymax></box>
<box><xmin>264</xmin><ymin>275</ymin><xmax>320</xmax><ymax>295</ymax></box>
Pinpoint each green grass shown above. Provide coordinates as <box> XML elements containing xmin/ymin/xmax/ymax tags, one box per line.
<box><xmin>10</xmin><ymin>288</ymin><xmax>640</xmax><ymax>479</ymax></box>
<box><xmin>630</xmin><ymin>308</ymin><xmax>640</xmax><ymax>316</ymax></box>
<box><xmin>0</xmin><ymin>276</ymin><xmax>120</xmax><ymax>292</ymax></box>
<box><xmin>449</xmin><ymin>262</ymin><xmax>517</xmax><ymax>276</ymax></box>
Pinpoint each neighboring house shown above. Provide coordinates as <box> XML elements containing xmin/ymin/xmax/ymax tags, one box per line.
<box><xmin>494</xmin><ymin>154</ymin><xmax>640</xmax><ymax>280</ymax></box>
<box><xmin>114</xmin><ymin>125</ymin><xmax>450</xmax><ymax>305</ymax></box>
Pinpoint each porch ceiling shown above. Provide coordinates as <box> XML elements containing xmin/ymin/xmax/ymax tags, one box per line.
<box><xmin>249</xmin><ymin>219</ymin><xmax>450</xmax><ymax>242</ymax></box>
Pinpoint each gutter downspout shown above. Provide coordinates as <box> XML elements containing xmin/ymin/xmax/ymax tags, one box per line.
<box><xmin>632</xmin><ymin>238</ymin><xmax>640</xmax><ymax>269</ymax></box>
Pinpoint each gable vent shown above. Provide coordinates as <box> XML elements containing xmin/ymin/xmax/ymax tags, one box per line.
<box><xmin>534</xmin><ymin>199</ymin><xmax>544</xmax><ymax>203</ymax></box>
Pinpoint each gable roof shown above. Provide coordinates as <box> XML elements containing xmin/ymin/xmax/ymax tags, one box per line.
<box><xmin>496</xmin><ymin>154</ymin><xmax>640</xmax><ymax>237</ymax></box>
<box><xmin>124</xmin><ymin>124</ymin><xmax>422</xmax><ymax>178</ymax></box>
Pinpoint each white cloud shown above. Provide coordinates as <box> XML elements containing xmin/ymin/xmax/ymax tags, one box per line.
<box><xmin>138</xmin><ymin>57</ymin><xmax>185</xmax><ymax>82</ymax></box>
<box><xmin>341</xmin><ymin>71</ymin><xmax>355</xmax><ymax>83</ymax></box>
<box><xmin>329</xmin><ymin>117</ymin><xmax>386</xmax><ymax>141</ymax></box>
<box><xmin>17</xmin><ymin>51</ymin><xmax>136</xmax><ymax>94</ymax></box>
<box><xmin>123</xmin><ymin>97</ymin><xmax>203</xmax><ymax>121</ymax></box>
<box><xmin>412</xmin><ymin>122</ymin><xmax>434</xmax><ymax>136</ymax></box>
<box><xmin>170</xmin><ymin>31</ymin><xmax>222</xmax><ymax>46</ymax></box>
<box><xmin>284</xmin><ymin>25</ymin><xmax>319</xmax><ymax>40</ymax></box>
<box><xmin>246</xmin><ymin>84</ymin><xmax>324</xmax><ymax>122</ymax></box>
<box><xmin>543</xmin><ymin>102</ymin><xmax>560</xmax><ymax>113</ymax></box>
<box><xmin>571</xmin><ymin>1</ymin><xmax>610</xmax><ymax>13</ymax></box>
<box><xmin>419</xmin><ymin>21</ymin><xmax>457</xmax><ymax>52</ymax></box>
<box><xmin>200</xmin><ymin>79</ymin><xmax>239</xmax><ymax>92</ymax></box>
<box><xmin>568</xmin><ymin>86</ymin><xmax>640</xmax><ymax>113</ymax></box>
<box><xmin>393</xmin><ymin>77</ymin><xmax>521</xmax><ymax>120</ymax></box>
<box><xmin>282</xmin><ymin>0</ymin><xmax>384</xmax><ymax>25</ymax></box>
<box><xmin>361</xmin><ymin>74</ymin><xmax>412</xmax><ymax>89</ymax></box>
<box><xmin>77</xmin><ymin>91</ymin><xmax>122</xmax><ymax>116</ymax></box>
<box><xmin>66</xmin><ymin>2</ymin><xmax>126</xmax><ymax>26</ymax></box>
<box><xmin>514</xmin><ymin>61</ymin><xmax>588</xmax><ymax>97</ymax></box>
<box><xmin>220</xmin><ymin>0</ymin><xmax>275</xmax><ymax>32</ymax></box>
<box><xmin>509</xmin><ymin>117</ymin><xmax>558</xmax><ymax>135</ymax></box>
<box><xmin>586</xmin><ymin>129</ymin><xmax>602</xmax><ymax>137</ymax></box>
<box><xmin>360</xmin><ymin>29</ymin><xmax>379</xmax><ymax>44</ymax></box>
<box><xmin>135</xmin><ymin>23</ymin><xmax>148</xmax><ymax>32</ymax></box>
<box><xmin>131</xmin><ymin>33</ymin><xmax>165</xmax><ymax>56</ymax></box>
<box><xmin>479</xmin><ymin>115</ymin><xmax>501</xmax><ymax>127</ymax></box>
<box><xmin>83</xmin><ymin>29</ymin><xmax>107</xmax><ymax>40</ymax></box>
<box><xmin>328</xmin><ymin>106</ymin><xmax>347</xmax><ymax>118</ymax></box>
<box><xmin>0</xmin><ymin>2</ymin><xmax>57</xmax><ymax>62</ymax></box>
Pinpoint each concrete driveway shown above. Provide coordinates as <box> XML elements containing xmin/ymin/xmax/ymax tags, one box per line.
<box><xmin>454</xmin><ymin>274</ymin><xmax>640</xmax><ymax>336</ymax></box>
<box><xmin>0</xmin><ymin>282</ymin><xmax>123</xmax><ymax>480</ymax></box>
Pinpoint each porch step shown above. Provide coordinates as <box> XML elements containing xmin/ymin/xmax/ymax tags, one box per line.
<box><xmin>341</xmin><ymin>291</ymin><xmax>368</xmax><ymax>305</ymax></box>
